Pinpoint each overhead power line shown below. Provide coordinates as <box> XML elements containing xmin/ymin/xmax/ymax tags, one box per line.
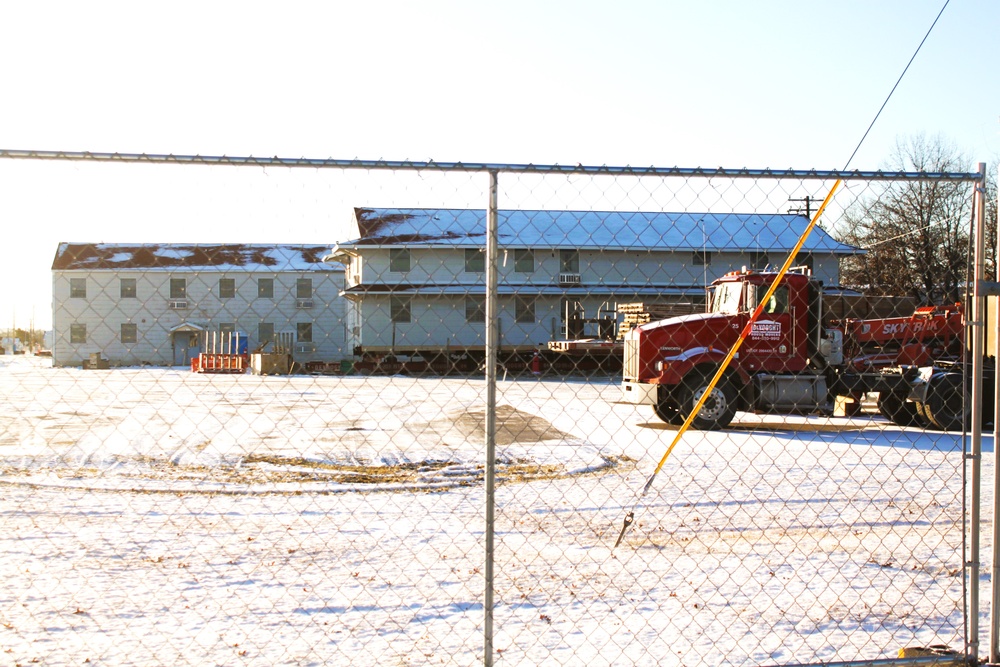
<box><xmin>843</xmin><ymin>0</ymin><xmax>951</xmax><ymax>171</ymax></box>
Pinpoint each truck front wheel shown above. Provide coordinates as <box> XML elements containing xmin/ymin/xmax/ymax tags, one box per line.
<box><xmin>681</xmin><ymin>375</ymin><xmax>737</xmax><ymax>430</ymax></box>
<box><xmin>654</xmin><ymin>387</ymin><xmax>685</xmax><ymax>425</ymax></box>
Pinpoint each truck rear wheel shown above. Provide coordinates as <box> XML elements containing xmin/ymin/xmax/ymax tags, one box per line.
<box><xmin>876</xmin><ymin>391</ymin><xmax>924</xmax><ymax>427</ymax></box>
<box><xmin>922</xmin><ymin>373</ymin><xmax>970</xmax><ymax>431</ymax></box>
<box><xmin>682</xmin><ymin>374</ymin><xmax>736</xmax><ymax>430</ymax></box>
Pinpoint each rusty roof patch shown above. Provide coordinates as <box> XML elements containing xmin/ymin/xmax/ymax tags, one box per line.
<box><xmin>355</xmin><ymin>208</ymin><xmax>418</xmax><ymax>240</ymax></box>
<box><xmin>352</xmin><ymin>208</ymin><xmax>485</xmax><ymax>246</ymax></box>
<box><xmin>52</xmin><ymin>243</ymin><xmax>340</xmax><ymax>272</ymax></box>
<box><xmin>297</xmin><ymin>246</ymin><xmax>327</xmax><ymax>264</ymax></box>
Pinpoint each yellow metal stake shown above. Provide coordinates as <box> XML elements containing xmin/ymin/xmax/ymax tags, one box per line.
<box><xmin>614</xmin><ymin>179</ymin><xmax>843</xmax><ymax>549</ymax></box>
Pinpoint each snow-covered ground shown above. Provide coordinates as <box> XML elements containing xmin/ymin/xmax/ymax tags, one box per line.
<box><xmin>0</xmin><ymin>354</ymin><xmax>989</xmax><ymax>666</ymax></box>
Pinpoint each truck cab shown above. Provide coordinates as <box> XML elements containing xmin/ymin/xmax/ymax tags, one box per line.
<box><xmin>621</xmin><ymin>269</ymin><xmax>837</xmax><ymax>429</ymax></box>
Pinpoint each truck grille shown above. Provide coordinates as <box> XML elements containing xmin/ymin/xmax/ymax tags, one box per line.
<box><xmin>624</xmin><ymin>335</ymin><xmax>640</xmax><ymax>380</ymax></box>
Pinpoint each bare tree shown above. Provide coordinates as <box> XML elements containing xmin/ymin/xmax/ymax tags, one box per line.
<box><xmin>983</xmin><ymin>154</ymin><xmax>998</xmax><ymax>282</ymax></box>
<box><xmin>837</xmin><ymin>135</ymin><xmax>983</xmax><ymax>304</ymax></box>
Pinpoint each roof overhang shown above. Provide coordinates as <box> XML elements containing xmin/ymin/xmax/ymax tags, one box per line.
<box><xmin>168</xmin><ymin>322</ymin><xmax>207</xmax><ymax>333</ymax></box>
<box><xmin>339</xmin><ymin>284</ymin><xmax>704</xmax><ymax>299</ymax></box>
<box><xmin>323</xmin><ymin>244</ymin><xmax>357</xmax><ymax>264</ymax></box>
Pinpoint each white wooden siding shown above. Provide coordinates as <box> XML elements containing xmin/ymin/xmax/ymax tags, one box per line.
<box><xmin>52</xmin><ymin>270</ymin><xmax>346</xmax><ymax>367</ymax></box>
<box><xmin>354</xmin><ymin>247</ymin><xmax>841</xmax><ymax>288</ymax></box>
<box><xmin>342</xmin><ymin>245</ymin><xmax>842</xmax><ymax>354</ymax></box>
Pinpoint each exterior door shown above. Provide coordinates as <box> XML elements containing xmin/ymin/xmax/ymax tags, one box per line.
<box><xmin>172</xmin><ymin>332</ymin><xmax>201</xmax><ymax>366</ymax></box>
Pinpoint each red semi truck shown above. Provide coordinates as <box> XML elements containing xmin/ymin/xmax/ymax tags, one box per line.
<box><xmin>620</xmin><ymin>268</ymin><xmax>978</xmax><ymax>430</ymax></box>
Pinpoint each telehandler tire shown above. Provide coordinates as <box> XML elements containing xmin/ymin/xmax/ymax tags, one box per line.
<box><xmin>922</xmin><ymin>373</ymin><xmax>970</xmax><ymax>432</ymax></box>
<box><xmin>876</xmin><ymin>391</ymin><xmax>925</xmax><ymax>427</ymax></box>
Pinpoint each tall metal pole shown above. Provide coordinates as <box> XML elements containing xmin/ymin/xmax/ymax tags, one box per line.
<box><xmin>970</xmin><ymin>163</ymin><xmax>987</xmax><ymax>661</ymax></box>
<box><xmin>483</xmin><ymin>170</ymin><xmax>499</xmax><ymax>667</ymax></box>
<box><xmin>965</xmin><ymin>162</ymin><xmax>986</xmax><ymax>662</ymax></box>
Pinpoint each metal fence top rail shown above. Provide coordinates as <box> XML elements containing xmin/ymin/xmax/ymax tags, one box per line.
<box><xmin>0</xmin><ymin>149</ymin><xmax>983</xmax><ymax>181</ymax></box>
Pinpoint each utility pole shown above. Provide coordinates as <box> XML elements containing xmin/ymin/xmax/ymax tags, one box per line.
<box><xmin>788</xmin><ymin>195</ymin><xmax>822</xmax><ymax>220</ymax></box>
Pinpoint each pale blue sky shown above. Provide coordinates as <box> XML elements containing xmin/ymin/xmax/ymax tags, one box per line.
<box><xmin>1</xmin><ymin>1</ymin><xmax>997</xmax><ymax>329</ymax></box>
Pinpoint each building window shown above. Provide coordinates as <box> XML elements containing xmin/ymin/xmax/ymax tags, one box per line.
<box><xmin>120</xmin><ymin>278</ymin><xmax>137</xmax><ymax>299</ymax></box>
<box><xmin>70</xmin><ymin>278</ymin><xmax>87</xmax><ymax>299</ymax></box>
<box><xmin>559</xmin><ymin>250</ymin><xmax>579</xmax><ymax>274</ymax></box>
<box><xmin>465</xmin><ymin>249</ymin><xmax>485</xmax><ymax>273</ymax></box>
<box><xmin>515</xmin><ymin>296</ymin><xmax>535</xmax><ymax>323</ymax></box>
<box><xmin>297</xmin><ymin>322</ymin><xmax>313</xmax><ymax>343</ymax></box>
<box><xmin>257</xmin><ymin>278</ymin><xmax>274</xmax><ymax>299</ymax></box>
<box><xmin>389</xmin><ymin>249</ymin><xmax>410</xmax><ymax>273</ymax></box>
<box><xmin>121</xmin><ymin>323</ymin><xmax>138</xmax><ymax>344</ymax></box>
<box><xmin>219</xmin><ymin>278</ymin><xmax>235</xmax><ymax>299</ymax></box>
<box><xmin>219</xmin><ymin>322</ymin><xmax>236</xmax><ymax>334</ymax></box>
<box><xmin>258</xmin><ymin>322</ymin><xmax>274</xmax><ymax>345</ymax></box>
<box><xmin>70</xmin><ymin>323</ymin><xmax>86</xmax><ymax>344</ymax></box>
<box><xmin>296</xmin><ymin>278</ymin><xmax>312</xmax><ymax>299</ymax></box>
<box><xmin>170</xmin><ymin>278</ymin><xmax>187</xmax><ymax>299</ymax></box>
<box><xmin>692</xmin><ymin>251</ymin><xmax>711</xmax><ymax>266</ymax></box>
<box><xmin>795</xmin><ymin>252</ymin><xmax>814</xmax><ymax>270</ymax></box>
<box><xmin>514</xmin><ymin>249</ymin><xmax>534</xmax><ymax>273</ymax></box>
<box><xmin>390</xmin><ymin>296</ymin><xmax>411</xmax><ymax>323</ymax></box>
<box><xmin>747</xmin><ymin>252</ymin><xmax>769</xmax><ymax>269</ymax></box>
<box><xmin>466</xmin><ymin>296</ymin><xmax>485</xmax><ymax>323</ymax></box>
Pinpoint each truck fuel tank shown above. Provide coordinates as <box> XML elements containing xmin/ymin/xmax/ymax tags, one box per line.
<box><xmin>754</xmin><ymin>374</ymin><xmax>829</xmax><ymax>411</ymax></box>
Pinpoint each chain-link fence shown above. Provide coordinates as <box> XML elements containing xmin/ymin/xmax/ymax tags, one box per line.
<box><xmin>0</xmin><ymin>153</ymin><xmax>991</xmax><ymax>666</ymax></box>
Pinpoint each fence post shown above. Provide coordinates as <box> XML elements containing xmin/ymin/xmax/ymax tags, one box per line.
<box><xmin>969</xmin><ymin>161</ymin><xmax>985</xmax><ymax>662</ymax></box>
<box><xmin>483</xmin><ymin>169</ymin><xmax>499</xmax><ymax>667</ymax></box>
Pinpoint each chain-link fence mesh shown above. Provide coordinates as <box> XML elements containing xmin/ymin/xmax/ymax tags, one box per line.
<box><xmin>0</xmin><ymin>156</ymin><xmax>989</xmax><ymax>666</ymax></box>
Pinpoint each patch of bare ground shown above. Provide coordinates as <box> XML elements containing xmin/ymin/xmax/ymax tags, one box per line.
<box><xmin>451</xmin><ymin>404</ymin><xmax>578</xmax><ymax>445</ymax></box>
<box><xmin>0</xmin><ymin>399</ymin><xmax>623</xmax><ymax>491</ymax></box>
<box><xmin>0</xmin><ymin>452</ymin><xmax>630</xmax><ymax>492</ymax></box>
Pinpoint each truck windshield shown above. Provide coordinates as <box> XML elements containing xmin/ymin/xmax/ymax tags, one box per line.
<box><xmin>712</xmin><ymin>282</ymin><xmax>743</xmax><ymax>314</ymax></box>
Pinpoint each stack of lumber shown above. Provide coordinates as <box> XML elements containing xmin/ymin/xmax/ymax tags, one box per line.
<box><xmin>617</xmin><ymin>302</ymin><xmax>702</xmax><ymax>339</ymax></box>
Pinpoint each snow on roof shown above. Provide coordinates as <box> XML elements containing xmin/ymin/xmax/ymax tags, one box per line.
<box><xmin>341</xmin><ymin>208</ymin><xmax>862</xmax><ymax>255</ymax></box>
<box><xmin>52</xmin><ymin>243</ymin><xmax>344</xmax><ymax>272</ymax></box>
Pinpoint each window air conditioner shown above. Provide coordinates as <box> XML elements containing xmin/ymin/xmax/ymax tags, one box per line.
<box><xmin>558</xmin><ymin>273</ymin><xmax>582</xmax><ymax>285</ymax></box>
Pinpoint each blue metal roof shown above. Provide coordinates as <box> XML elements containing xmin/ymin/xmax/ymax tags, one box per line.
<box><xmin>341</xmin><ymin>208</ymin><xmax>862</xmax><ymax>255</ymax></box>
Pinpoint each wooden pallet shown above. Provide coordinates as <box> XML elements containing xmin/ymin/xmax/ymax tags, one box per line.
<box><xmin>191</xmin><ymin>353</ymin><xmax>247</xmax><ymax>373</ymax></box>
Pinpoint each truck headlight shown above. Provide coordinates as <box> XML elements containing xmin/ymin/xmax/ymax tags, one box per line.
<box><xmin>655</xmin><ymin>361</ymin><xmax>663</xmax><ymax>372</ymax></box>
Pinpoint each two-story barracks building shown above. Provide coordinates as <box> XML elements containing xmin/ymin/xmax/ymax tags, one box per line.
<box><xmin>326</xmin><ymin>207</ymin><xmax>861</xmax><ymax>364</ymax></box>
<box><xmin>51</xmin><ymin>243</ymin><xmax>346</xmax><ymax>367</ymax></box>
